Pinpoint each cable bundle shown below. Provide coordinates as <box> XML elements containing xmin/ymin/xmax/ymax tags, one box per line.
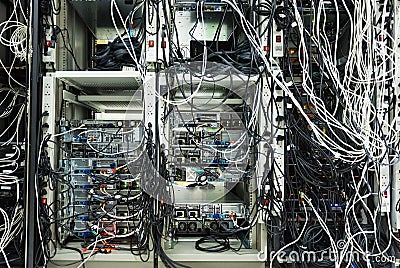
<box><xmin>0</xmin><ymin>0</ymin><xmax>27</xmax><ymax>62</ymax></box>
<box><xmin>28</xmin><ymin>0</ymin><xmax>400</xmax><ymax>267</ymax></box>
<box><xmin>0</xmin><ymin>87</ymin><xmax>24</xmax><ymax>268</ymax></box>
<box><xmin>91</xmin><ymin>36</ymin><xmax>142</xmax><ymax>70</ymax></box>
<box><xmin>0</xmin><ymin>0</ymin><xmax>26</xmax><ymax>252</ymax></box>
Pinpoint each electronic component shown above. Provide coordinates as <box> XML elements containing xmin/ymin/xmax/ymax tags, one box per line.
<box><xmin>58</xmin><ymin>120</ymin><xmax>143</xmax><ymax>242</ymax></box>
<box><xmin>18</xmin><ymin>0</ymin><xmax>400</xmax><ymax>267</ymax></box>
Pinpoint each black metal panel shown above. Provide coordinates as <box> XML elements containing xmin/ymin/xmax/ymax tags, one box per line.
<box><xmin>25</xmin><ymin>0</ymin><xmax>41</xmax><ymax>267</ymax></box>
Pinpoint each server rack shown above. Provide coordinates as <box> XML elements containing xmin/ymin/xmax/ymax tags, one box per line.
<box><xmin>31</xmin><ymin>0</ymin><xmax>267</xmax><ymax>267</ymax></box>
<box><xmin>11</xmin><ymin>0</ymin><xmax>400</xmax><ymax>267</ymax></box>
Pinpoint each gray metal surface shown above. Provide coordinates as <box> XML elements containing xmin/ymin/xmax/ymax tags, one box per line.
<box><xmin>48</xmin><ymin>242</ymin><xmax>263</xmax><ymax>268</ymax></box>
<box><xmin>57</xmin><ymin>71</ymin><xmax>142</xmax><ymax>111</ymax></box>
<box><xmin>174</xmin><ymin>11</ymin><xmax>234</xmax><ymax>57</ymax></box>
<box><xmin>56</xmin><ymin>70</ymin><xmax>142</xmax><ymax>91</ymax></box>
<box><xmin>69</xmin><ymin>0</ymin><xmax>135</xmax><ymax>39</ymax></box>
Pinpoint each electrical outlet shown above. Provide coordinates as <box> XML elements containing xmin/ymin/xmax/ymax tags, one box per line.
<box><xmin>43</xmin><ymin>48</ymin><xmax>56</xmax><ymax>63</ymax></box>
<box><xmin>380</xmin><ymin>168</ymin><xmax>390</xmax><ymax>212</ymax></box>
<box><xmin>42</xmin><ymin>75</ymin><xmax>56</xmax><ymax>137</ymax></box>
<box><xmin>43</xmin><ymin>28</ymin><xmax>56</xmax><ymax>63</ymax></box>
<box><xmin>144</xmin><ymin>75</ymin><xmax>156</xmax><ymax>127</ymax></box>
<box><xmin>271</xmin><ymin>2</ymin><xmax>284</xmax><ymax>58</ymax></box>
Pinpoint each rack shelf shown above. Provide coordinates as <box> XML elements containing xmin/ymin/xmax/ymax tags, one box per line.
<box><xmin>54</xmin><ymin>71</ymin><xmax>143</xmax><ymax>112</ymax></box>
<box><xmin>55</xmin><ymin>71</ymin><xmax>142</xmax><ymax>92</ymax></box>
<box><xmin>48</xmin><ymin>242</ymin><xmax>262</xmax><ymax>268</ymax></box>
